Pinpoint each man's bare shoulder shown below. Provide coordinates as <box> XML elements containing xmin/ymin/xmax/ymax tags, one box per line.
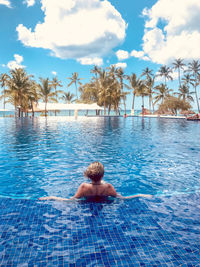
<box><xmin>78</xmin><ymin>182</ymin><xmax>91</xmax><ymax>191</ymax></box>
<box><xmin>80</xmin><ymin>182</ymin><xmax>90</xmax><ymax>187</ymax></box>
<box><xmin>105</xmin><ymin>183</ymin><xmax>117</xmax><ymax>196</ymax></box>
<box><xmin>105</xmin><ymin>183</ymin><xmax>115</xmax><ymax>188</ymax></box>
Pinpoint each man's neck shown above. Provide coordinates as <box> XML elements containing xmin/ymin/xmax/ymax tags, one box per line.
<box><xmin>91</xmin><ymin>181</ymin><xmax>102</xmax><ymax>185</ymax></box>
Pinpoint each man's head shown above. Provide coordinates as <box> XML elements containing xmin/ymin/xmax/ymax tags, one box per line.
<box><xmin>84</xmin><ymin>161</ymin><xmax>104</xmax><ymax>182</ymax></box>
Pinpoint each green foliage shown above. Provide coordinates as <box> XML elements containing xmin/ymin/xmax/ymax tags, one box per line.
<box><xmin>62</xmin><ymin>92</ymin><xmax>75</xmax><ymax>103</ymax></box>
<box><xmin>0</xmin><ymin>58</ymin><xmax>199</xmax><ymax>117</ymax></box>
<box><xmin>158</xmin><ymin>96</ymin><xmax>191</xmax><ymax>115</ymax></box>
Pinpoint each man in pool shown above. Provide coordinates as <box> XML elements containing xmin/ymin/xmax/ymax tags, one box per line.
<box><xmin>39</xmin><ymin>161</ymin><xmax>152</xmax><ymax>201</ymax></box>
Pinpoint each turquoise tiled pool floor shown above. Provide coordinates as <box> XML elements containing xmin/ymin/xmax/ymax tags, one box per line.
<box><xmin>0</xmin><ymin>194</ymin><xmax>200</xmax><ymax>266</ymax></box>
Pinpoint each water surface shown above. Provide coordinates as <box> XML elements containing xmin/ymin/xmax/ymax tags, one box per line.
<box><xmin>0</xmin><ymin>116</ymin><xmax>199</xmax><ymax>199</ymax></box>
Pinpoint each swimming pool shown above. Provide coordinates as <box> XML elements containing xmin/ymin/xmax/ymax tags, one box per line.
<box><xmin>0</xmin><ymin>117</ymin><xmax>200</xmax><ymax>266</ymax></box>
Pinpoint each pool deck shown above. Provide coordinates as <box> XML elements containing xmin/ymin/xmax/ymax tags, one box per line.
<box><xmin>86</xmin><ymin>114</ymin><xmax>186</xmax><ymax>119</ymax></box>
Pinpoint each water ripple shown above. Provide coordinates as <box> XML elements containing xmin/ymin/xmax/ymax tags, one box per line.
<box><xmin>0</xmin><ymin>117</ymin><xmax>199</xmax><ymax>199</ymax></box>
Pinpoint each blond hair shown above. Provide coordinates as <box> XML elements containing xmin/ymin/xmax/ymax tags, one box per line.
<box><xmin>84</xmin><ymin>161</ymin><xmax>104</xmax><ymax>182</ymax></box>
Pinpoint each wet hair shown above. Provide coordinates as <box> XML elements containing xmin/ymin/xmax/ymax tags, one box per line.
<box><xmin>84</xmin><ymin>161</ymin><xmax>104</xmax><ymax>182</ymax></box>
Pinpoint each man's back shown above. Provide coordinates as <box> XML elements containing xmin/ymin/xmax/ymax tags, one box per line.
<box><xmin>74</xmin><ymin>182</ymin><xmax>117</xmax><ymax>198</ymax></box>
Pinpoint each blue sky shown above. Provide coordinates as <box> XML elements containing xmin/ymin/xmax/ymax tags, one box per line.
<box><xmin>0</xmin><ymin>0</ymin><xmax>200</xmax><ymax>110</ymax></box>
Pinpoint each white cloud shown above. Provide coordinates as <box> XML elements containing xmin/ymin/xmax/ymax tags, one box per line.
<box><xmin>24</xmin><ymin>0</ymin><xmax>35</xmax><ymax>7</ymax></box>
<box><xmin>116</xmin><ymin>50</ymin><xmax>129</xmax><ymax>60</ymax></box>
<box><xmin>131</xmin><ymin>50</ymin><xmax>144</xmax><ymax>58</ymax></box>
<box><xmin>130</xmin><ymin>50</ymin><xmax>150</xmax><ymax>61</ymax></box>
<box><xmin>52</xmin><ymin>71</ymin><xmax>57</xmax><ymax>75</ymax></box>
<box><xmin>17</xmin><ymin>0</ymin><xmax>127</xmax><ymax>63</ymax></box>
<box><xmin>140</xmin><ymin>0</ymin><xmax>200</xmax><ymax>64</ymax></box>
<box><xmin>77</xmin><ymin>57</ymin><xmax>103</xmax><ymax>66</ymax></box>
<box><xmin>113</xmin><ymin>62</ymin><xmax>127</xmax><ymax>69</ymax></box>
<box><xmin>0</xmin><ymin>0</ymin><xmax>11</xmax><ymax>8</ymax></box>
<box><xmin>7</xmin><ymin>54</ymin><xmax>25</xmax><ymax>69</ymax></box>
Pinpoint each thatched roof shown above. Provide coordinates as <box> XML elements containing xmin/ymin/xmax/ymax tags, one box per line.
<box><xmin>32</xmin><ymin>102</ymin><xmax>103</xmax><ymax>112</ymax></box>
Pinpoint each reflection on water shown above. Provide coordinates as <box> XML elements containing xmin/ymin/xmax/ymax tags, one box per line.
<box><xmin>0</xmin><ymin>116</ymin><xmax>199</xmax><ymax>199</ymax></box>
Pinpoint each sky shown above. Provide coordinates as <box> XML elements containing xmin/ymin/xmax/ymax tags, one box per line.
<box><xmin>0</xmin><ymin>0</ymin><xmax>200</xmax><ymax>110</ymax></box>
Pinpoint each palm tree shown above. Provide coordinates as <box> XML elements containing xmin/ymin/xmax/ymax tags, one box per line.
<box><xmin>62</xmin><ymin>91</ymin><xmax>75</xmax><ymax>116</ymax></box>
<box><xmin>182</xmin><ymin>74</ymin><xmax>194</xmax><ymax>88</ymax></box>
<box><xmin>157</xmin><ymin>65</ymin><xmax>173</xmax><ymax>86</ymax></box>
<box><xmin>62</xmin><ymin>92</ymin><xmax>75</xmax><ymax>104</ymax></box>
<box><xmin>125</xmin><ymin>73</ymin><xmax>144</xmax><ymax>114</ymax></box>
<box><xmin>79</xmin><ymin>82</ymin><xmax>98</xmax><ymax>104</ymax></box>
<box><xmin>108</xmin><ymin>81</ymin><xmax>121</xmax><ymax>115</ymax></box>
<box><xmin>153</xmin><ymin>83</ymin><xmax>172</xmax><ymax>105</ymax></box>
<box><xmin>141</xmin><ymin>67</ymin><xmax>153</xmax><ymax>79</ymax></box>
<box><xmin>187</xmin><ymin>60</ymin><xmax>200</xmax><ymax>112</ymax></box>
<box><xmin>115</xmin><ymin>67</ymin><xmax>127</xmax><ymax>114</ymax></box>
<box><xmin>137</xmin><ymin>81</ymin><xmax>148</xmax><ymax>109</ymax></box>
<box><xmin>38</xmin><ymin>78</ymin><xmax>57</xmax><ymax>116</ymax></box>
<box><xmin>0</xmin><ymin>73</ymin><xmax>9</xmax><ymax>117</ymax></box>
<box><xmin>172</xmin><ymin>58</ymin><xmax>185</xmax><ymax>88</ymax></box>
<box><xmin>67</xmin><ymin>72</ymin><xmax>83</xmax><ymax>99</ymax></box>
<box><xmin>90</xmin><ymin>65</ymin><xmax>101</xmax><ymax>80</ymax></box>
<box><xmin>6</xmin><ymin>68</ymin><xmax>33</xmax><ymax>117</ymax></box>
<box><xmin>97</xmin><ymin>69</ymin><xmax>110</xmax><ymax>115</ymax></box>
<box><xmin>27</xmin><ymin>81</ymin><xmax>39</xmax><ymax>117</ymax></box>
<box><xmin>51</xmin><ymin>77</ymin><xmax>63</xmax><ymax>115</ymax></box>
<box><xmin>51</xmin><ymin>77</ymin><xmax>63</xmax><ymax>99</ymax></box>
<box><xmin>107</xmin><ymin>65</ymin><xmax>117</xmax><ymax>78</ymax></box>
<box><xmin>145</xmin><ymin>76</ymin><xmax>155</xmax><ymax>113</ymax></box>
<box><xmin>176</xmin><ymin>84</ymin><xmax>194</xmax><ymax>103</ymax></box>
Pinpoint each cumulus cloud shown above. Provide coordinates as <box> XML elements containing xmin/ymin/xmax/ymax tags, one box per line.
<box><xmin>24</xmin><ymin>0</ymin><xmax>35</xmax><ymax>7</ymax></box>
<box><xmin>77</xmin><ymin>57</ymin><xmax>103</xmax><ymax>66</ymax></box>
<box><xmin>52</xmin><ymin>71</ymin><xmax>57</xmax><ymax>75</ymax></box>
<box><xmin>139</xmin><ymin>0</ymin><xmax>200</xmax><ymax>64</ymax></box>
<box><xmin>17</xmin><ymin>0</ymin><xmax>126</xmax><ymax>64</ymax></box>
<box><xmin>130</xmin><ymin>50</ymin><xmax>150</xmax><ymax>61</ymax></box>
<box><xmin>0</xmin><ymin>0</ymin><xmax>11</xmax><ymax>8</ymax></box>
<box><xmin>116</xmin><ymin>50</ymin><xmax>129</xmax><ymax>60</ymax></box>
<box><xmin>7</xmin><ymin>54</ymin><xmax>25</xmax><ymax>69</ymax></box>
<box><xmin>113</xmin><ymin>62</ymin><xmax>127</xmax><ymax>69</ymax></box>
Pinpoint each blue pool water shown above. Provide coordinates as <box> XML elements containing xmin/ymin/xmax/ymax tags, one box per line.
<box><xmin>0</xmin><ymin>116</ymin><xmax>200</xmax><ymax>266</ymax></box>
<box><xmin>0</xmin><ymin>116</ymin><xmax>199</xmax><ymax>199</ymax></box>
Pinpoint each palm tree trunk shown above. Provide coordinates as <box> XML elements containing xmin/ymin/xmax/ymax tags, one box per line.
<box><xmin>108</xmin><ymin>104</ymin><xmax>111</xmax><ymax>115</ymax></box>
<box><xmin>104</xmin><ymin>101</ymin><xmax>106</xmax><ymax>115</ymax></box>
<box><xmin>152</xmin><ymin>102</ymin><xmax>155</xmax><ymax>113</ymax></box>
<box><xmin>3</xmin><ymin>91</ymin><xmax>5</xmax><ymax>117</ymax></box>
<box><xmin>142</xmin><ymin>96</ymin><xmax>145</xmax><ymax>116</ymax></box>
<box><xmin>132</xmin><ymin>93</ymin><xmax>135</xmax><ymax>110</ymax></box>
<box><xmin>75</xmin><ymin>82</ymin><xmax>78</xmax><ymax>99</ymax></box>
<box><xmin>149</xmin><ymin>96</ymin><xmax>152</xmax><ymax>113</ymax></box>
<box><xmin>178</xmin><ymin>68</ymin><xmax>181</xmax><ymax>88</ymax></box>
<box><xmin>123</xmin><ymin>96</ymin><xmax>126</xmax><ymax>115</ymax></box>
<box><xmin>31</xmin><ymin>102</ymin><xmax>35</xmax><ymax>117</ymax></box>
<box><xmin>45</xmin><ymin>101</ymin><xmax>47</xmax><ymax>116</ymax></box>
<box><xmin>194</xmin><ymin>85</ymin><xmax>200</xmax><ymax>112</ymax></box>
